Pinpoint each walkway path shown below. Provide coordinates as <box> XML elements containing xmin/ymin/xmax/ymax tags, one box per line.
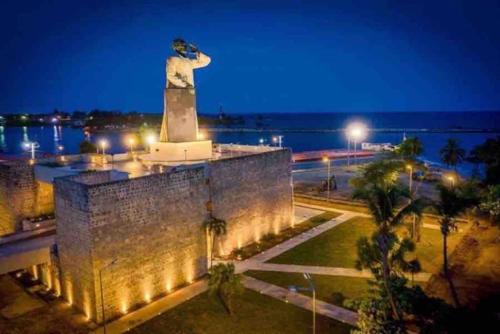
<box><xmin>93</xmin><ymin>280</ymin><xmax>208</xmax><ymax>334</ymax></box>
<box><xmin>243</xmin><ymin>262</ymin><xmax>432</xmax><ymax>282</ymax></box>
<box><xmin>242</xmin><ymin>275</ymin><xmax>358</xmax><ymax>326</ymax></box>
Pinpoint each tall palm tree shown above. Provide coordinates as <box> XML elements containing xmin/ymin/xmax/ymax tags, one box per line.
<box><xmin>397</xmin><ymin>136</ymin><xmax>423</xmax><ymax>161</ymax></box>
<box><xmin>204</xmin><ymin>216</ymin><xmax>227</xmax><ymax>268</ymax></box>
<box><xmin>433</xmin><ymin>183</ymin><xmax>478</xmax><ymax>307</ymax></box>
<box><xmin>353</xmin><ymin>183</ymin><xmax>425</xmax><ymax>321</ymax></box>
<box><xmin>440</xmin><ymin>138</ymin><xmax>466</xmax><ymax>170</ymax></box>
<box><xmin>208</xmin><ymin>263</ymin><xmax>244</xmax><ymax>315</ymax></box>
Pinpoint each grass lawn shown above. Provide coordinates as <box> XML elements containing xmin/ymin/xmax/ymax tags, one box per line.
<box><xmin>269</xmin><ymin>217</ymin><xmax>465</xmax><ymax>273</ymax></box>
<box><xmin>226</xmin><ymin>211</ymin><xmax>340</xmax><ymax>260</ymax></box>
<box><xmin>246</xmin><ymin>270</ymin><xmax>374</xmax><ymax>310</ymax></box>
<box><xmin>128</xmin><ymin>289</ymin><xmax>353</xmax><ymax>334</ymax></box>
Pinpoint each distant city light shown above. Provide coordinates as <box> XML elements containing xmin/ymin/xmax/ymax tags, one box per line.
<box><xmin>259</xmin><ymin>138</ymin><xmax>264</xmax><ymax>145</ymax></box>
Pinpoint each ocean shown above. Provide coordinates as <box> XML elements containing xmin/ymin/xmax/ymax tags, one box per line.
<box><xmin>1</xmin><ymin>112</ymin><xmax>498</xmax><ymax>174</ymax></box>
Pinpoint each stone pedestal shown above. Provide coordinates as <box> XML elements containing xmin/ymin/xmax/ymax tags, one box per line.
<box><xmin>146</xmin><ymin>140</ymin><xmax>213</xmax><ymax>162</ymax></box>
<box><xmin>160</xmin><ymin>88</ymin><xmax>199</xmax><ymax>142</ymax></box>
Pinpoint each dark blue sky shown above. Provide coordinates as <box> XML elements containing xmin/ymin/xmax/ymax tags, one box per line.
<box><xmin>1</xmin><ymin>0</ymin><xmax>500</xmax><ymax>114</ymax></box>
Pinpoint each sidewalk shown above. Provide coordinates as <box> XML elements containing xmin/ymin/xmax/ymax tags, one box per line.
<box><xmin>242</xmin><ymin>275</ymin><xmax>358</xmax><ymax>326</ymax></box>
<box><xmin>92</xmin><ymin>280</ymin><xmax>208</xmax><ymax>334</ymax></box>
<box><xmin>243</xmin><ymin>262</ymin><xmax>432</xmax><ymax>282</ymax></box>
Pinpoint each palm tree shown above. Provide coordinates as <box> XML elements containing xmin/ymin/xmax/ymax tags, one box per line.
<box><xmin>440</xmin><ymin>138</ymin><xmax>466</xmax><ymax>170</ymax></box>
<box><xmin>204</xmin><ymin>216</ymin><xmax>227</xmax><ymax>268</ymax></box>
<box><xmin>208</xmin><ymin>263</ymin><xmax>244</xmax><ymax>315</ymax></box>
<box><xmin>433</xmin><ymin>183</ymin><xmax>478</xmax><ymax>307</ymax></box>
<box><xmin>353</xmin><ymin>182</ymin><xmax>425</xmax><ymax>321</ymax></box>
<box><xmin>397</xmin><ymin>136</ymin><xmax>423</xmax><ymax>161</ymax></box>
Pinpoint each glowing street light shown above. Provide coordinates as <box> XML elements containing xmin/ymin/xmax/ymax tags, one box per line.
<box><xmin>272</xmin><ymin>135</ymin><xmax>284</xmax><ymax>148</ymax></box>
<box><xmin>146</xmin><ymin>134</ymin><xmax>156</xmax><ymax>152</ymax></box>
<box><xmin>99</xmin><ymin>140</ymin><xmax>108</xmax><ymax>160</ymax></box>
<box><xmin>446</xmin><ymin>174</ymin><xmax>455</xmax><ymax>187</ymax></box>
<box><xmin>127</xmin><ymin>137</ymin><xmax>136</xmax><ymax>154</ymax></box>
<box><xmin>259</xmin><ymin>138</ymin><xmax>264</xmax><ymax>145</ymax></box>
<box><xmin>322</xmin><ymin>156</ymin><xmax>331</xmax><ymax>200</ymax></box>
<box><xmin>345</xmin><ymin>122</ymin><xmax>368</xmax><ymax>166</ymax></box>
<box><xmin>22</xmin><ymin>141</ymin><xmax>39</xmax><ymax>160</ymax></box>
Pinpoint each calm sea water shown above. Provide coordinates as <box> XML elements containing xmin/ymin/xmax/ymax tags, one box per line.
<box><xmin>1</xmin><ymin>112</ymin><xmax>498</xmax><ymax>174</ymax></box>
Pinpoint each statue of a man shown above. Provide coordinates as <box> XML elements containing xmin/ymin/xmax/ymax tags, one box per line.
<box><xmin>166</xmin><ymin>38</ymin><xmax>211</xmax><ymax>88</ymax></box>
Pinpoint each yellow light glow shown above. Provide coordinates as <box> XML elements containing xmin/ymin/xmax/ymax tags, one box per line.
<box><xmin>121</xmin><ymin>303</ymin><xmax>128</xmax><ymax>314</ymax></box>
<box><xmin>146</xmin><ymin>134</ymin><xmax>157</xmax><ymax>145</ymax></box>
<box><xmin>144</xmin><ymin>293</ymin><xmax>151</xmax><ymax>303</ymax></box>
<box><xmin>322</xmin><ymin>156</ymin><xmax>329</xmax><ymax>163</ymax></box>
<box><xmin>197</xmin><ymin>132</ymin><xmax>205</xmax><ymax>140</ymax></box>
<box><xmin>406</xmin><ymin>164</ymin><xmax>412</xmax><ymax>170</ymax></box>
<box><xmin>99</xmin><ymin>139</ymin><xmax>108</xmax><ymax>149</ymax></box>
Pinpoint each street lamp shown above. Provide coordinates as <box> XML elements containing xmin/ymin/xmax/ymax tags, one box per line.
<box><xmin>322</xmin><ymin>156</ymin><xmax>331</xmax><ymax>200</ymax></box>
<box><xmin>99</xmin><ymin>140</ymin><xmax>108</xmax><ymax>159</ymax></box>
<box><xmin>127</xmin><ymin>137</ymin><xmax>135</xmax><ymax>154</ymax></box>
<box><xmin>259</xmin><ymin>138</ymin><xmax>264</xmax><ymax>145</ymax></box>
<box><xmin>345</xmin><ymin>122</ymin><xmax>368</xmax><ymax>166</ymax></box>
<box><xmin>446</xmin><ymin>174</ymin><xmax>455</xmax><ymax>187</ymax></box>
<box><xmin>99</xmin><ymin>259</ymin><xmax>117</xmax><ymax>334</ymax></box>
<box><xmin>146</xmin><ymin>134</ymin><xmax>156</xmax><ymax>153</ymax></box>
<box><xmin>406</xmin><ymin>164</ymin><xmax>413</xmax><ymax>193</ymax></box>
<box><xmin>272</xmin><ymin>135</ymin><xmax>284</xmax><ymax>148</ymax></box>
<box><xmin>22</xmin><ymin>141</ymin><xmax>39</xmax><ymax>160</ymax></box>
<box><xmin>288</xmin><ymin>273</ymin><xmax>316</xmax><ymax>334</ymax></box>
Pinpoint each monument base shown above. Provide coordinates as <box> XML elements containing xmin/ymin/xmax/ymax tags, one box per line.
<box><xmin>143</xmin><ymin>140</ymin><xmax>213</xmax><ymax>162</ymax></box>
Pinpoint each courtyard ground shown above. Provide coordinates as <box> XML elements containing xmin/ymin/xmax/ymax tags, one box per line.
<box><xmin>128</xmin><ymin>289</ymin><xmax>353</xmax><ymax>334</ymax></box>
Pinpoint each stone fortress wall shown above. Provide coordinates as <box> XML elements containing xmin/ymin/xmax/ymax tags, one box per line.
<box><xmin>53</xmin><ymin>149</ymin><xmax>293</xmax><ymax>322</ymax></box>
<box><xmin>0</xmin><ymin>161</ymin><xmax>53</xmax><ymax>235</ymax></box>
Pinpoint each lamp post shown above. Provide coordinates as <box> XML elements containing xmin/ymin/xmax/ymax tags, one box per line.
<box><xmin>406</xmin><ymin>164</ymin><xmax>417</xmax><ymax>238</ymax></box>
<box><xmin>128</xmin><ymin>138</ymin><xmax>135</xmax><ymax>154</ymax></box>
<box><xmin>146</xmin><ymin>134</ymin><xmax>156</xmax><ymax>153</ymax></box>
<box><xmin>99</xmin><ymin>259</ymin><xmax>117</xmax><ymax>334</ymax></box>
<box><xmin>272</xmin><ymin>135</ymin><xmax>283</xmax><ymax>148</ymax></box>
<box><xmin>447</xmin><ymin>175</ymin><xmax>455</xmax><ymax>187</ymax></box>
<box><xmin>23</xmin><ymin>141</ymin><xmax>39</xmax><ymax>161</ymax></box>
<box><xmin>288</xmin><ymin>273</ymin><xmax>316</xmax><ymax>334</ymax></box>
<box><xmin>322</xmin><ymin>156</ymin><xmax>331</xmax><ymax>200</ymax></box>
<box><xmin>99</xmin><ymin>140</ymin><xmax>108</xmax><ymax>164</ymax></box>
<box><xmin>345</xmin><ymin>122</ymin><xmax>368</xmax><ymax>166</ymax></box>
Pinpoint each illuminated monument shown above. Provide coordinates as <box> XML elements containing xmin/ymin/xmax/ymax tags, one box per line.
<box><xmin>0</xmin><ymin>38</ymin><xmax>294</xmax><ymax>324</ymax></box>
<box><xmin>147</xmin><ymin>38</ymin><xmax>213</xmax><ymax>162</ymax></box>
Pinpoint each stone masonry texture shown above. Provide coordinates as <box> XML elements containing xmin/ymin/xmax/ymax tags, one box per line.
<box><xmin>54</xmin><ymin>149</ymin><xmax>293</xmax><ymax>322</ymax></box>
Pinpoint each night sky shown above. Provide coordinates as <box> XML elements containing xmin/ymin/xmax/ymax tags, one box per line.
<box><xmin>1</xmin><ymin>0</ymin><xmax>500</xmax><ymax>114</ymax></box>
